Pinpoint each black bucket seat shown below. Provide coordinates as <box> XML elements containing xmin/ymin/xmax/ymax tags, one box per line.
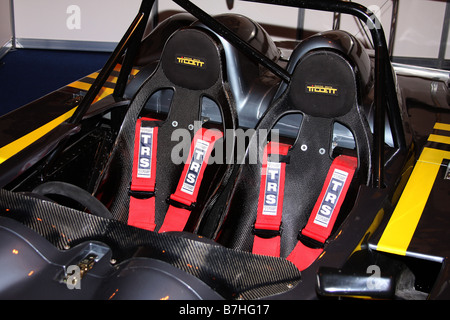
<box><xmin>95</xmin><ymin>27</ymin><xmax>238</xmax><ymax>233</ymax></box>
<box><xmin>216</xmin><ymin>31</ymin><xmax>373</xmax><ymax>270</ymax></box>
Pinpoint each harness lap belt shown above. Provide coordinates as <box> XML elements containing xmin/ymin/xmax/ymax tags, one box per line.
<box><xmin>252</xmin><ymin>142</ymin><xmax>291</xmax><ymax>256</ymax></box>
<box><xmin>287</xmin><ymin>155</ymin><xmax>357</xmax><ymax>271</ymax></box>
<box><xmin>158</xmin><ymin>127</ymin><xmax>222</xmax><ymax>233</ymax></box>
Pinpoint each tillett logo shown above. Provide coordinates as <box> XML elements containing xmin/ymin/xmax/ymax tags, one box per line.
<box><xmin>176</xmin><ymin>56</ymin><xmax>206</xmax><ymax>68</ymax></box>
<box><xmin>306</xmin><ymin>84</ymin><xmax>338</xmax><ymax>96</ymax></box>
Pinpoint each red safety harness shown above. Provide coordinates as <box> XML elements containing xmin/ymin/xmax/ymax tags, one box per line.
<box><xmin>252</xmin><ymin>142</ymin><xmax>358</xmax><ymax>271</ymax></box>
<box><xmin>159</xmin><ymin>127</ymin><xmax>222</xmax><ymax>233</ymax></box>
<box><xmin>128</xmin><ymin>117</ymin><xmax>222</xmax><ymax>233</ymax></box>
<box><xmin>252</xmin><ymin>142</ymin><xmax>290</xmax><ymax>256</ymax></box>
<box><xmin>128</xmin><ymin>117</ymin><xmax>159</xmax><ymax>231</ymax></box>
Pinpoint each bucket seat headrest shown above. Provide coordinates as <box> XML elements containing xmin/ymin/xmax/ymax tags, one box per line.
<box><xmin>289</xmin><ymin>50</ymin><xmax>356</xmax><ymax>118</ymax></box>
<box><xmin>161</xmin><ymin>28</ymin><xmax>223</xmax><ymax>90</ymax></box>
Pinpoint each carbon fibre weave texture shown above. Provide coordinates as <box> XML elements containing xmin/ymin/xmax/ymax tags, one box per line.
<box><xmin>0</xmin><ymin>189</ymin><xmax>301</xmax><ymax>300</ymax></box>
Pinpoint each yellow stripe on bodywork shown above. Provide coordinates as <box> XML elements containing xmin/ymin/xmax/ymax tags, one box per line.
<box><xmin>0</xmin><ymin>65</ymin><xmax>139</xmax><ymax>165</ymax></box>
<box><xmin>68</xmin><ymin>66</ymin><xmax>139</xmax><ymax>102</ymax></box>
<box><xmin>0</xmin><ymin>107</ymin><xmax>77</xmax><ymax>164</ymax></box>
<box><xmin>0</xmin><ymin>71</ymin><xmax>110</xmax><ymax>164</ymax></box>
<box><xmin>86</xmin><ymin>73</ymin><xmax>118</xmax><ymax>84</ymax></box>
<box><xmin>68</xmin><ymin>81</ymin><xmax>92</xmax><ymax>91</ymax></box>
<box><xmin>85</xmin><ymin>66</ymin><xmax>139</xmax><ymax>82</ymax></box>
<box><xmin>376</xmin><ymin>122</ymin><xmax>450</xmax><ymax>256</ymax></box>
<box><xmin>434</xmin><ymin>122</ymin><xmax>450</xmax><ymax>131</ymax></box>
<box><xmin>68</xmin><ymin>81</ymin><xmax>114</xmax><ymax>103</ymax></box>
<box><xmin>428</xmin><ymin>134</ymin><xmax>450</xmax><ymax>145</ymax></box>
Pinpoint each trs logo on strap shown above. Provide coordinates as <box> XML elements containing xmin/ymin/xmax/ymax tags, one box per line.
<box><xmin>314</xmin><ymin>168</ymin><xmax>349</xmax><ymax>227</ymax></box>
<box><xmin>181</xmin><ymin>139</ymin><xmax>210</xmax><ymax>195</ymax></box>
<box><xmin>137</xmin><ymin>127</ymin><xmax>155</xmax><ymax>178</ymax></box>
<box><xmin>262</xmin><ymin>162</ymin><xmax>282</xmax><ymax>216</ymax></box>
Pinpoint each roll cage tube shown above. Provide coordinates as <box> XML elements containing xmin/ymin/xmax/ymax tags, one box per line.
<box><xmin>42</xmin><ymin>0</ymin><xmax>156</xmax><ymax>175</ymax></box>
<box><xmin>67</xmin><ymin>0</ymin><xmax>405</xmax><ymax>189</ymax></box>
<box><xmin>69</xmin><ymin>0</ymin><xmax>156</xmax><ymax>124</ymax></box>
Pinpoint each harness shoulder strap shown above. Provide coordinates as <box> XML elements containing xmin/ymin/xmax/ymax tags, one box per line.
<box><xmin>128</xmin><ymin>117</ymin><xmax>159</xmax><ymax>231</ymax></box>
<box><xmin>252</xmin><ymin>142</ymin><xmax>291</xmax><ymax>256</ymax></box>
<box><xmin>287</xmin><ymin>155</ymin><xmax>357</xmax><ymax>270</ymax></box>
<box><xmin>158</xmin><ymin>127</ymin><xmax>223</xmax><ymax>233</ymax></box>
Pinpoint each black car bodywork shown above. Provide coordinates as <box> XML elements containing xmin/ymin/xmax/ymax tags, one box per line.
<box><xmin>0</xmin><ymin>0</ymin><xmax>449</xmax><ymax>300</ymax></box>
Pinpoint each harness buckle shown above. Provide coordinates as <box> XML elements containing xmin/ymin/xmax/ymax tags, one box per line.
<box><xmin>297</xmin><ymin>231</ymin><xmax>325</xmax><ymax>249</ymax></box>
<box><xmin>128</xmin><ymin>188</ymin><xmax>155</xmax><ymax>199</ymax></box>
<box><xmin>252</xmin><ymin>223</ymin><xmax>282</xmax><ymax>239</ymax></box>
<box><xmin>166</xmin><ymin>196</ymin><xmax>196</xmax><ymax>211</ymax></box>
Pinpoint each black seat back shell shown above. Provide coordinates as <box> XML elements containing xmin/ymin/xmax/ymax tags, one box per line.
<box><xmin>217</xmin><ymin>32</ymin><xmax>373</xmax><ymax>257</ymax></box>
<box><xmin>96</xmin><ymin>28</ymin><xmax>238</xmax><ymax>230</ymax></box>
